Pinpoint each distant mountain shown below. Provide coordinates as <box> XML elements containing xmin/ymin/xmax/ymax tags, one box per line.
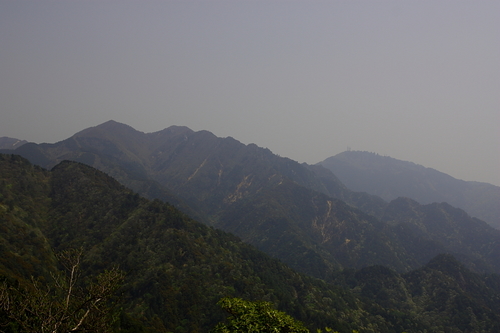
<box><xmin>2</xmin><ymin>154</ymin><xmax>499</xmax><ymax>332</ymax></box>
<box><xmin>318</xmin><ymin>151</ymin><xmax>500</xmax><ymax>229</ymax></box>
<box><xmin>2</xmin><ymin>121</ymin><xmax>500</xmax><ymax>279</ymax></box>
<box><xmin>0</xmin><ymin>137</ymin><xmax>27</xmax><ymax>150</ymax></box>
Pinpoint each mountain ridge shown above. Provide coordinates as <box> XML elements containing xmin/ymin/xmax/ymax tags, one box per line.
<box><xmin>319</xmin><ymin>150</ymin><xmax>500</xmax><ymax>229</ymax></box>
<box><xmin>0</xmin><ymin>137</ymin><xmax>28</xmax><ymax>150</ymax></box>
<box><xmin>0</xmin><ymin>154</ymin><xmax>360</xmax><ymax>331</ymax></box>
<box><xmin>2</xmin><ymin>153</ymin><xmax>499</xmax><ymax>332</ymax></box>
<box><xmin>2</xmin><ymin>121</ymin><xmax>499</xmax><ymax>278</ymax></box>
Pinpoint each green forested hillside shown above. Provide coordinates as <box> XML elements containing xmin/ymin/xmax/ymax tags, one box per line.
<box><xmin>3</xmin><ymin>121</ymin><xmax>500</xmax><ymax>281</ymax></box>
<box><xmin>0</xmin><ymin>155</ymin><xmax>55</xmax><ymax>283</ymax></box>
<box><xmin>1</xmin><ymin>154</ymin><xmax>500</xmax><ymax>332</ymax></box>
<box><xmin>0</xmin><ymin>154</ymin><xmax>375</xmax><ymax>332</ymax></box>
<box><xmin>332</xmin><ymin>254</ymin><xmax>500</xmax><ymax>332</ymax></box>
<box><xmin>216</xmin><ymin>178</ymin><xmax>410</xmax><ymax>276</ymax></box>
<box><xmin>215</xmin><ymin>176</ymin><xmax>500</xmax><ymax>276</ymax></box>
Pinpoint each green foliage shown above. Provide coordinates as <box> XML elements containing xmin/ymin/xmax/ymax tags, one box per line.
<box><xmin>8</xmin><ymin>123</ymin><xmax>500</xmax><ymax>280</ymax></box>
<box><xmin>2</xmin><ymin>154</ymin><xmax>500</xmax><ymax>332</ymax></box>
<box><xmin>331</xmin><ymin>255</ymin><xmax>500</xmax><ymax>333</ymax></box>
<box><xmin>211</xmin><ymin>297</ymin><xmax>308</xmax><ymax>333</ymax></box>
<box><xmin>0</xmin><ymin>154</ymin><xmax>56</xmax><ymax>283</ymax></box>
<box><xmin>0</xmin><ymin>155</ymin><xmax>362</xmax><ymax>332</ymax></box>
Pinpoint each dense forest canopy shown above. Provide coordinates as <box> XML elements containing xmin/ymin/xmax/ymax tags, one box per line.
<box><xmin>1</xmin><ymin>153</ymin><xmax>499</xmax><ymax>332</ymax></box>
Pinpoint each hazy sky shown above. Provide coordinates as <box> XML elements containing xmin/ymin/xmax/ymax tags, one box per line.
<box><xmin>1</xmin><ymin>1</ymin><xmax>499</xmax><ymax>185</ymax></box>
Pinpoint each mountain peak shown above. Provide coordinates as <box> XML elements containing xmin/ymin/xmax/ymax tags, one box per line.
<box><xmin>74</xmin><ymin>120</ymin><xmax>140</xmax><ymax>137</ymax></box>
<box><xmin>0</xmin><ymin>137</ymin><xmax>28</xmax><ymax>150</ymax></box>
<box><xmin>150</xmin><ymin>125</ymin><xmax>194</xmax><ymax>139</ymax></box>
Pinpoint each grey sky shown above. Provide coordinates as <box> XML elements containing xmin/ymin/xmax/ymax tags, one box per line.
<box><xmin>1</xmin><ymin>1</ymin><xmax>499</xmax><ymax>185</ymax></box>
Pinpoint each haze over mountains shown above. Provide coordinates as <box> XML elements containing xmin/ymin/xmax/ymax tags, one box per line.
<box><xmin>2</xmin><ymin>120</ymin><xmax>500</xmax><ymax>331</ymax></box>
<box><xmin>2</xmin><ymin>1</ymin><xmax>498</xmax><ymax>331</ymax></box>
<box><xmin>2</xmin><ymin>153</ymin><xmax>500</xmax><ymax>332</ymax></box>
<box><xmin>0</xmin><ymin>137</ymin><xmax>27</xmax><ymax>150</ymax></box>
<box><xmin>2</xmin><ymin>120</ymin><xmax>499</xmax><ymax>278</ymax></box>
<box><xmin>0</xmin><ymin>154</ymin><xmax>356</xmax><ymax>332</ymax></box>
<box><xmin>319</xmin><ymin>151</ymin><xmax>500</xmax><ymax>230</ymax></box>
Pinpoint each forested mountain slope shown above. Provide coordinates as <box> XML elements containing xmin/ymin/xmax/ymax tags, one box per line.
<box><xmin>319</xmin><ymin>151</ymin><xmax>500</xmax><ymax>229</ymax></box>
<box><xmin>2</xmin><ymin>121</ymin><xmax>499</xmax><ymax>279</ymax></box>
<box><xmin>0</xmin><ymin>154</ymin><xmax>362</xmax><ymax>332</ymax></box>
<box><xmin>0</xmin><ymin>121</ymin><xmax>374</xmax><ymax>218</ymax></box>
<box><xmin>331</xmin><ymin>254</ymin><xmax>500</xmax><ymax>332</ymax></box>
<box><xmin>1</xmin><ymin>154</ymin><xmax>500</xmax><ymax>332</ymax></box>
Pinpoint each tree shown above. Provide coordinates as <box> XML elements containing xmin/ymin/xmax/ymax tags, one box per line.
<box><xmin>0</xmin><ymin>248</ymin><xmax>124</xmax><ymax>333</ymax></box>
<box><xmin>210</xmin><ymin>297</ymin><xmax>309</xmax><ymax>333</ymax></box>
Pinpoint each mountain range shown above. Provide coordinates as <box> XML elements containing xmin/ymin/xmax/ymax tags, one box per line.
<box><xmin>0</xmin><ymin>137</ymin><xmax>27</xmax><ymax>150</ymax></box>
<box><xmin>1</xmin><ymin>153</ymin><xmax>500</xmax><ymax>332</ymax></box>
<box><xmin>2</xmin><ymin>120</ymin><xmax>499</xmax><ymax>280</ymax></box>
<box><xmin>319</xmin><ymin>151</ymin><xmax>500</xmax><ymax>230</ymax></box>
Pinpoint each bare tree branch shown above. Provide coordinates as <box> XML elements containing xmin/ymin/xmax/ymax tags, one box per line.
<box><xmin>0</xmin><ymin>249</ymin><xmax>124</xmax><ymax>333</ymax></box>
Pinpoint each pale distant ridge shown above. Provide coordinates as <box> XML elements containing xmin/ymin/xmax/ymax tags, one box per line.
<box><xmin>0</xmin><ymin>137</ymin><xmax>28</xmax><ymax>150</ymax></box>
<box><xmin>319</xmin><ymin>151</ymin><xmax>500</xmax><ymax>229</ymax></box>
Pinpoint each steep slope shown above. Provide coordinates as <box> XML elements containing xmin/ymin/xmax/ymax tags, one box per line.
<box><xmin>217</xmin><ymin>179</ymin><xmax>411</xmax><ymax>276</ymax></box>
<box><xmin>332</xmin><ymin>254</ymin><xmax>500</xmax><ymax>332</ymax></box>
<box><xmin>3</xmin><ymin>121</ymin><xmax>500</xmax><ymax>279</ymax></box>
<box><xmin>1</xmin><ymin>121</ymin><xmax>351</xmax><ymax>214</ymax></box>
<box><xmin>0</xmin><ymin>154</ymin><xmax>56</xmax><ymax>283</ymax></box>
<box><xmin>2</xmin><ymin>154</ymin><xmax>500</xmax><ymax>332</ymax></box>
<box><xmin>0</xmin><ymin>154</ymin><xmax>363</xmax><ymax>332</ymax></box>
<box><xmin>217</xmin><ymin>180</ymin><xmax>500</xmax><ymax>276</ymax></box>
<box><xmin>319</xmin><ymin>151</ymin><xmax>500</xmax><ymax>229</ymax></box>
<box><xmin>3</xmin><ymin>122</ymin><xmax>396</xmax><ymax>276</ymax></box>
<box><xmin>0</xmin><ymin>137</ymin><xmax>27</xmax><ymax>150</ymax></box>
<box><xmin>382</xmin><ymin>197</ymin><xmax>500</xmax><ymax>273</ymax></box>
